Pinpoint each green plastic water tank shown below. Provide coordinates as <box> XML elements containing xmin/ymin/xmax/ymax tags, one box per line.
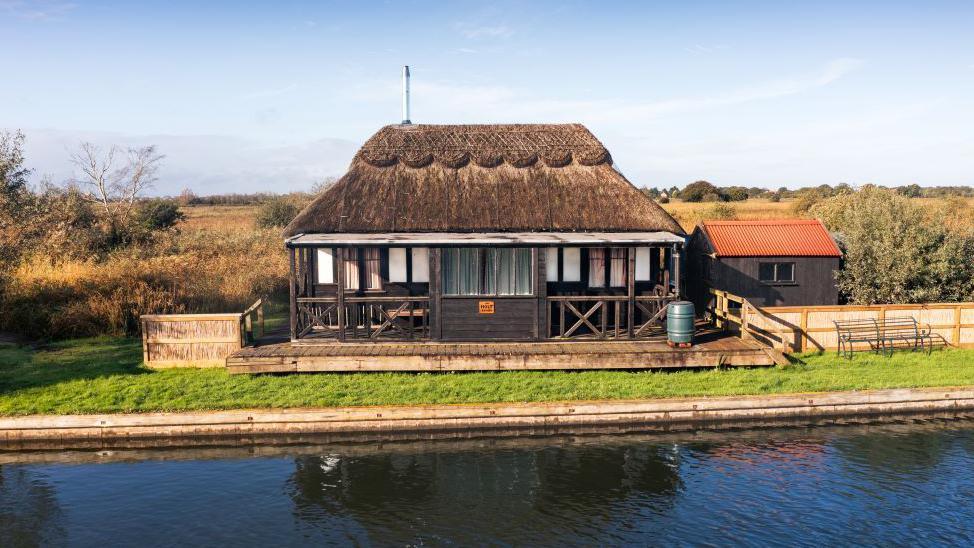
<box><xmin>666</xmin><ymin>301</ymin><xmax>695</xmax><ymax>344</ymax></box>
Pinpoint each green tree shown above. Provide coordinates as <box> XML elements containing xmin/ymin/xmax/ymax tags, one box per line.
<box><xmin>256</xmin><ymin>196</ymin><xmax>300</xmax><ymax>228</ymax></box>
<box><xmin>722</xmin><ymin>186</ymin><xmax>749</xmax><ymax>201</ymax></box>
<box><xmin>680</xmin><ymin>180</ymin><xmax>723</xmax><ymax>202</ymax></box>
<box><xmin>811</xmin><ymin>185</ymin><xmax>974</xmax><ymax>304</ymax></box>
<box><xmin>133</xmin><ymin>199</ymin><xmax>185</xmax><ymax>232</ymax></box>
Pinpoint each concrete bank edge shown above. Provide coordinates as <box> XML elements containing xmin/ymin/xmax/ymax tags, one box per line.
<box><xmin>1</xmin><ymin>387</ymin><xmax>974</xmax><ymax>442</ymax></box>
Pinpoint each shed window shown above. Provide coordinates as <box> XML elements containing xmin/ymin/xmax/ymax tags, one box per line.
<box><xmin>759</xmin><ymin>262</ymin><xmax>795</xmax><ymax>283</ymax></box>
<box><xmin>442</xmin><ymin>247</ymin><xmax>532</xmax><ymax>296</ymax></box>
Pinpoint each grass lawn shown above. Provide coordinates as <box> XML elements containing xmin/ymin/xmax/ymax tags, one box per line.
<box><xmin>0</xmin><ymin>337</ymin><xmax>973</xmax><ymax>416</ymax></box>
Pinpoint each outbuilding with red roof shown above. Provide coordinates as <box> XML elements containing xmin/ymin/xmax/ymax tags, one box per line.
<box><xmin>688</xmin><ymin>219</ymin><xmax>842</xmax><ymax>307</ymax></box>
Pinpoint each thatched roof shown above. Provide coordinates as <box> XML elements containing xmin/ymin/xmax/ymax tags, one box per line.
<box><xmin>284</xmin><ymin>124</ymin><xmax>684</xmax><ymax>237</ymax></box>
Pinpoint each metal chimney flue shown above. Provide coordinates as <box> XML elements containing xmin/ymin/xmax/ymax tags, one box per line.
<box><xmin>401</xmin><ymin>65</ymin><xmax>411</xmax><ymax>125</ymax></box>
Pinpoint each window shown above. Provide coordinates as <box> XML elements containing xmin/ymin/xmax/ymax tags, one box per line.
<box><xmin>389</xmin><ymin>248</ymin><xmax>407</xmax><ymax>283</ymax></box>
<box><xmin>545</xmin><ymin>248</ymin><xmax>558</xmax><ymax>282</ymax></box>
<box><xmin>588</xmin><ymin>248</ymin><xmax>606</xmax><ymax>287</ymax></box>
<box><xmin>759</xmin><ymin>262</ymin><xmax>795</xmax><ymax>284</ymax></box>
<box><xmin>635</xmin><ymin>247</ymin><xmax>651</xmax><ymax>281</ymax></box>
<box><xmin>316</xmin><ymin>248</ymin><xmax>335</xmax><ymax>284</ymax></box>
<box><xmin>344</xmin><ymin>249</ymin><xmax>360</xmax><ymax>290</ymax></box>
<box><xmin>609</xmin><ymin>248</ymin><xmax>627</xmax><ymax>287</ymax></box>
<box><xmin>442</xmin><ymin>247</ymin><xmax>532</xmax><ymax>296</ymax></box>
<box><xmin>362</xmin><ymin>248</ymin><xmax>382</xmax><ymax>290</ymax></box>
<box><xmin>563</xmin><ymin>248</ymin><xmax>581</xmax><ymax>282</ymax></box>
<box><xmin>588</xmin><ymin>247</ymin><xmax>629</xmax><ymax>288</ymax></box>
<box><xmin>411</xmin><ymin>248</ymin><xmax>430</xmax><ymax>283</ymax></box>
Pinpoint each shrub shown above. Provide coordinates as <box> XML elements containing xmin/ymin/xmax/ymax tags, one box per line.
<box><xmin>703</xmin><ymin>202</ymin><xmax>738</xmax><ymax>220</ymax></box>
<box><xmin>658</xmin><ymin>195</ymin><xmax>670</xmax><ymax>204</ymax></box>
<box><xmin>133</xmin><ymin>199</ymin><xmax>185</xmax><ymax>232</ymax></box>
<box><xmin>811</xmin><ymin>186</ymin><xmax>974</xmax><ymax>304</ymax></box>
<box><xmin>722</xmin><ymin>186</ymin><xmax>749</xmax><ymax>202</ymax></box>
<box><xmin>680</xmin><ymin>181</ymin><xmax>723</xmax><ymax>202</ymax></box>
<box><xmin>256</xmin><ymin>197</ymin><xmax>299</xmax><ymax>228</ymax></box>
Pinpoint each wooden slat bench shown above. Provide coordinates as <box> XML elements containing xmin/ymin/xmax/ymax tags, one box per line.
<box><xmin>834</xmin><ymin>317</ymin><xmax>932</xmax><ymax>359</ymax></box>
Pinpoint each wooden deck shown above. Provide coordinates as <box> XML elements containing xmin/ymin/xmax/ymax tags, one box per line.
<box><xmin>226</xmin><ymin>327</ymin><xmax>783</xmax><ymax>374</ymax></box>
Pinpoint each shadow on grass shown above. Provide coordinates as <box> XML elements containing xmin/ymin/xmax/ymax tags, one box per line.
<box><xmin>0</xmin><ymin>337</ymin><xmax>148</xmax><ymax>394</ymax></box>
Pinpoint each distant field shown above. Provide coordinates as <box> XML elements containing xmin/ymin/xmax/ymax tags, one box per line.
<box><xmin>661</xmin><ymin>196</ymin><xmax>973</xmax><ymax>231</ymax></box>
<box><xmin>178</xmin><ymin>197</ymin><xmax>973</xmax><ymax>234</ymax></box>
<box><xmin>181</xmin><ymin>204</ymin><xmax>259</xmax><ymax>232</ymax></box>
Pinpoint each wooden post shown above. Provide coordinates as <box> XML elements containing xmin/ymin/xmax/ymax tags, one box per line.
<box><xmin>288</xmin><ymin>246</ymin><xmax>298</xmax><ymax>341</ymax></box>
<box><xmin>672</xmin><ymin>243</ymin><xmax>682</xmax><ymax>299</ymax></box>
<box><xmin>140</xmin><ymin>317</ymin><xmax>149</xmax><ymax>365</ymax></box>
<box><xmin>954</xmin><ymin>305</ymin><xmax>962</xmax><ymax>347</ymax></box>
<box><xmin>257</xmin><ymin>301</ymin><xmax>265</xmax><ymax>338</ymax></box>
<box><xmin>627</xmin><ymin>247</ymin><xmax>636</xmax><ymax>338</ymax></box>
<box><xmin>741</xmin><ymin>300</ymin><xmax>752</xmax><ymax>340</ymax></box>
<box><xmin>800</xmin><ymin>309</ymin><xmax>809</xmax><ymax>352</ymax></box>
<box><xmin>336</xmin><ymin>247</ymin><xmax>347</xmax><ymax>342</ymax></box>
<box><xmin>535</xmin><ymin>247</ymin><xmax>547</xmax><ymax>341</ymax></box>
<box><xmin>430</xmin><ymin>248</ymin><xmax>442</xmax><ymax>340</ymax></box>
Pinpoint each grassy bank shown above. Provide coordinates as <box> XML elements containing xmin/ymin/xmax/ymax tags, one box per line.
<box><xmin>1</xmin><ymin>337</ymin><xmax>973</xmax><ymax>416</ymax></box>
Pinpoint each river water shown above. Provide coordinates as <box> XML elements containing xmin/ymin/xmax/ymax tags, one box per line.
<box><xmin>2</xmin><ymin>419</ymin><xmax>974</xmax><ymax>547</ymax></box>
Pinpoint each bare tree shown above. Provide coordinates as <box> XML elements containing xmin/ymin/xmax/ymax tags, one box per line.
<box><xmin>70</xmin><ymin>142</ymin><xmax>164</xmax><ymax>233</ymax></box>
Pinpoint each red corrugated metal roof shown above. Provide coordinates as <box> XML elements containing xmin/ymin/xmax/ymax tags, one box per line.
<box><xmin>701</xmin><ymin>219</ymin><xmax>841</xmax><ymax>257</ymax></box>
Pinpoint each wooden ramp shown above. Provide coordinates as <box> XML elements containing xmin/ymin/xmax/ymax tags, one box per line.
<box><xmin>226</xmin><ymin>329</ymin><xmax>779</xmax><ymax>374</ymax></box>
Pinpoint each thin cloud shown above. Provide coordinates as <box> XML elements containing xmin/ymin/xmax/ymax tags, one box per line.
<box><xmin>237</xmin><ymin>83</ymin><xmax>299</xmax><ymax>101</ymax></box>
<box><xmin>388</xmin><ymin>57</ymin><xmax>865</xmax><ymax>124</ymax></box>
<box><xmin>685</xmin><ymin>44</ymin><xmax>730</xmax><ymax>54</ymax></box>
<box><xmin>455</xmin><ymin>23</ymin><xmax>513</xmax><ymax>39</ymax></box>
<box><xmin>0</xmin><ymin>0</ymin><xmax>76</xmax><ymax>20</ymax></box>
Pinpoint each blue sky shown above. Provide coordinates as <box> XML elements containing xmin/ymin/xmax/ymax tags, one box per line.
<box><xmin>2</xmin><ymin>0</ymin><xmax>973</xmax><ymax>194</ymax></box>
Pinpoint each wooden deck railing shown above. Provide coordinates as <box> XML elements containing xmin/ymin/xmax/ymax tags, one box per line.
<box><xmin>546</xmin><ymin>295</ymin><xmax>673</xmax><ymax>340</ymax></box>
<box><xmin>710</xmin><ymin>289</ymin><xmax>821</xmax><ymax>352</ymax></box>
<box><xmin>710</xmin><ymin>288</ymin><xmax>974</xmax><ymax>352</ymax></box>
<box><xmin>240</xmin><ymin>298</ymin><xmax>265</xmax><ymax>345</ymax></box>
<box><xmin>296</xmin><ymin>296</ymin><xmax>430</xmax><ymax>341</ymax></box>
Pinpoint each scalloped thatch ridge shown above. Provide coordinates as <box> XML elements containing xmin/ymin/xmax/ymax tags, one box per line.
<box><xmin>285</xmin><ymin>124</ymin><xmax>684</xmax><ymax>236</ymax></box>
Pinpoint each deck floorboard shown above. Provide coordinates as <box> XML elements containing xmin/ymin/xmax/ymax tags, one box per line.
<box><xmin>226</xmin><ymin>325</ymin><xmax>777</xmax><ymax>374</ymax></box>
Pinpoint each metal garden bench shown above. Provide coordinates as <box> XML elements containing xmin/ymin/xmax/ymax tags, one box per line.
<box><xmin>834</xmin><ymin>317</ymin><xmax>932</xmax><ymax>359</ymax></box>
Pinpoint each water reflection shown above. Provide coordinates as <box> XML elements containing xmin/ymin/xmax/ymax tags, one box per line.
<box><xmin>0</xmin><ymin>466</ymin><xmax>65</xmax><ymax>546</ymax></box>
<box><xmin>2</xmin><ymin>421</ymin><xmax>974</xmax><ymax>546</ymax></box>
<box><xmin>288</xmin><ymin>444</ymin><xmax>686</xmax><ymax>543</ymax></box>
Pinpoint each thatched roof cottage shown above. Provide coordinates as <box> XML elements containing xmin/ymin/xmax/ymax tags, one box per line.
<box><xmin>284</xmin><ymin>123</ymin><xmax>686</xmax><ymax>342</ymax></box>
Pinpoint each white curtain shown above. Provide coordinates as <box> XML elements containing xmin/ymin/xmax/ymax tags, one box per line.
<box><xmin>363</xmin><ymin>248</ymin><xmax>382</xmax><ymax>290</ymax></box>
<box><xmin>316</xmin><ymin>248</ymin><xmax>334</xmax><ymax>284</ymax></box>
<box><xmin>388</xmin><ymin>248</ymin><xmax>407</xmax><ymax>283</ymax></box>
<box><xmin>515</xmin><ymin>248</ymin><xmax>532</xmax><ymax>295</ymax></box>
<box><xmin>610</xmin><ymin>248</ymin><xmax>627</xmax><ymax>287</ymax></box>
<box><xmin>588</xmin><ymin>248</ymin><xmax>606</xmax><ymax>288</ymax></box>
<box><xmin>411</xmin><ymin>248</ymin><xmax>429</xmax><ymax>283</ymax></box>
<box><xmin>344</xmin><ymin>249</ymin><xmax>359</xmax><ymax>290</ymax></box>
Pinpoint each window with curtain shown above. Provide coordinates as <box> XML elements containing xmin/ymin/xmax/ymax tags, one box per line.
<box><xmin>363</xmin><ymin>248</ymin><xmax>382</xmax><ymax>290</ymax></box>
<box><xmin>344</xmin><ymin>249</ymin><xmax>360</xmax><ymax>290</ymax></box>
<box><xmin>609</xmin><ymin>248</ymin><xmax>627</xmax><ymax>287</ymax></box>
<box><xmin>442</xmin><ymin>247</ymin><xmax>532</xmax><ymax>296</ymax></box>
<box><xmin>588</xmin><ymin>248</ymin><xmax>606</xmax><ymax>288</ymax></box>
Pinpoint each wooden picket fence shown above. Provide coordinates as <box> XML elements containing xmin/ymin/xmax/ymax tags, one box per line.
<box><xmin>710</xmin><ymin>289</ymin><xmax>974</xmax><ymax>353</ymax></box>
<box><xmin>140</xmin><ymin>299</ymin><xmax>264</xmax><ymax>367</ymax></box>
